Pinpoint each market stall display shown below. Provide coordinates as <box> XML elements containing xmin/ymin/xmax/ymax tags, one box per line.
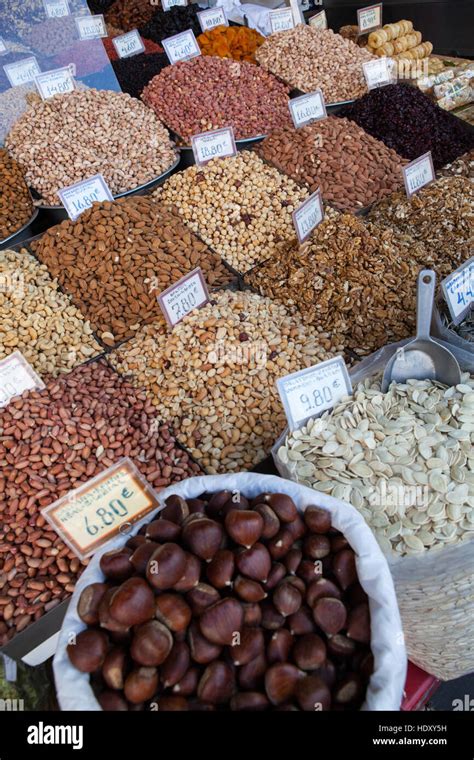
<box><xmin>103</xmin><ymin>34</ymin><xmax>163</xmax><ymax>61</ymax></box>
<box><xmin>256</xmin><ymin>117</ymin><xmax>407</xmax><ymax>213</ymax></box>
<box><xmin>0</xmin><ymin>0</ymin><xmax>89</xmax><ymax>38</ymax></box>
<box><xmin>437</xmin><ymin>149</ymin><xmax>474</xmax><ymax>179</ymax></box>
<box><xmin>0</xmin><ymin>360</ymin><xmax>201</xmax><ymax>646</ymax></box>
<box><xmin>5</xmin><ymin>89</ymin><xmax>177</xmax><ymax>205</ymax></box>
<box><xmin>29</xmin><ymin>196</ymin><xmax>234</xmax><ymax>346</ymax></box>
<box><xmin>255</xmin><ymin>26</ymin><xmax>374</xmax><ymax>103</ymax></box>
<box><xmin>197</xmin><ymin>25</ymin><xmax>265</xmax><ymax>64</ymax></box>
<box><xmin>111</xmin><ymin>52</ymin><xmax>169</xmax><ymax>98</ymax></box>
<box><xmin>20</xmin><ymin>15</ymin><xmax>79</xmax><ymax>56</ymax></box>
<box><xmin>105</xmin><ymin>0</ymin><xmax>157</xmax><ymax>32</ymax></box>
<box><xmin>0</xmin><ymin>149</ymin><xmax>34</xmax><ymax>241</ymax></box>
<box><xmin>367</xmin><ymin>20</ymin><xmax>433</xmax><ymax>64</ymax></box>
<box><xmin>142</xmin><ymin>56</ymin><xmax>292</xmax><ymax>144</ymax></box>
<box><xmin>139</xmin><ymin>5</ymin><xmax>201</xmax><ymax>46</ymax></box>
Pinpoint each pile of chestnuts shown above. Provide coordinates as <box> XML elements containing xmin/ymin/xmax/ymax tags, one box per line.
<box><xmin>67</xmin><ymin>490</ymin><xmax>373</xmax><ymax>711</ymax></box>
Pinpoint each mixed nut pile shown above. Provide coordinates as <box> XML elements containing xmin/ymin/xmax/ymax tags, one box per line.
<box><xmin>68</xmin><ymin>491</ymin><xmax>373</xmax><ymax>711</ymax></box>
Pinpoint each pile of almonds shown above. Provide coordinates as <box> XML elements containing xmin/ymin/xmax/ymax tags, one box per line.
<box><xmin>30</xmin><ymin>196</ymin><xmax>233</xmax><ymax>347</ymax></box>
<box><xmin>0</xmin><ymin>149</ymin><xmax>34</xmax><ymax>241</ymax></box>
<box><xmin>0</xmin><ymin>361</ymin><xmax>201</xmax><ymax>644</ymax></box>
<box><xmin>109</xmin><ymin>289</ymin><xmax>332</xmax><ymax>472</ymax></box>
<box><xmin>68</xmin><ymin>491</ymin><xmax>373</xmax><ymax>710</ymax></box>
<box><xmin>257</xmin><ymin>117</ymin><xmax>407</xmax><ymax>213</ymax></box>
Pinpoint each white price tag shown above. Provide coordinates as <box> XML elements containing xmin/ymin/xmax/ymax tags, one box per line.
<box><xmin>192</xmin><ymin>126</ymin><xmax>237</xmax><ymax>166</ymax></box>
<box><xmin>308</xmin><ymin>10</ymin><xmax>327</xmax><ymax>30</ymax></box>
<box><xmin>289</xmin><ymin>90</ymin><xmax>327</xmax><ymax>128</ymax></box>
<box><xmin>357</xmin><ymin>3</ymin><xmax>382</xmax><ymax>33</ymax></box>
<box><xmin>158</xmin><ymin>267</ymin><xmax>209</xmax><ymax>328</ymax></box>
<box><xmin>269</xmin><ymin>8</ymin><xmax>295</xmax><ymax>33</ymax></box>
<box><xmin>43</xmin><ymin>0</ymin><xmax>70</xmax><ymax>17</ymax></box>
<box><xmin>292</xmin><ymin>190</ymin><xmax>324</xmax><ymax>244</ymax></box>
<box><xmin>35</xmin><ymin>67</ymin><xmax>75</xmax><ymax>99</ymax></box>
<box><xmin>402</xmin><ymin>152</ymin><xmax>435</xmax><ymax>197</ymax></box>
<box><xmin>112</xmin><ymin>30</ymin><xmax>145</xmax><ymax>58</ymax></box>
<box><xmin>277</xmin><ymin>356</ymin><xmax>352</xmax><ymax>431</ymax></box>
<box><xmin>162</xmin><ymin>0</ymin><xmax>187</xmax><ymax>10</ymax></box>
<box><xmin>0</xmin><ymin>352</ymin><xmax>45</xmax><ymax>409</ymax></box>
<box><xmin>0</xmin><ymin>37</ymin><xmax>7</xmax><ymax>55</ymax></box>
<box><xmin>58</xmin><ymin>174</ymin><xmax>113</xmax><ymax>220</ymax></box>
<box><xmin>42</xmin><ymin>459</ymin><xmax>160</xmax><ymax>560</ymax></box>
<box><xmin>3</xmin><ymin>57</ymin><xmax>41</xmax><ymax>87</ymax></box>
<box><xmin>363</xmin><ymin>57</ymin><xmax>393</xmax><ymax>90</ymax></box>
<box><xmin>441</xmin><ymin>258</ymin><xmax>474</xmax><ymax>325</ymax></box>
<box><xmin>197</xmin><ymin>7</ymin><xmax>228</xmax><ymax>32</ymax></box>
<box><xmin>75</xmin><ymin>14</ymin><xmax>107</xmax><ymax>40</ymax></box>
<box><xmin>162</xmin><ymin>29</ymin><xmax>201</xmax><ymax>65</ymax></box>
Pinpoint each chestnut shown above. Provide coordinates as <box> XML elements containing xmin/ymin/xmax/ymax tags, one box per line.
<box><xmin>312</xmin><ymin>597</ymin><xmax>347</xmax><ymax>635</ymax></box>
<box><xmin>206</xmin><ymin>490</ymin><xmax>233</xmax><ymax>518</ymax></box>
<box><xmin>273</xmin><ymin>582</ymin><xmax>302</xmax><ymax>617</ymax></box>
<box><xmin>99</xmin><ymin>588</ymin><xmax>131</xmax><ymax>633</ymax></box>
<box><xmin>238</xmin><ymin>653</ymin><xmax>267</xmax><ymax>690</ymax></box>
<box><xmin>109</xmin><ymin>577</ymin><xmax>155</xmax><ymax>626</ymax></box>
<box><xmin>267</xmin><ymin>530</ymin><xmax>294</xmax><ymax>560</ymax></box>
<box><xmin>304</xmin><ymin>534</ymin><xmax>331</xmax><ymax>560</ymax></box>
<box><xmin>284</xmin><ymin>575</ymin><xmax>306</xmax><ymax>595</ymax></box>
<box><xmin>100</xmin><ymin>548</ymin><xmax>133</xmax><ymax>582</ymax></box>
<box><xmin>187</xmin><ymin>498</ymin><xmax>207</xmax><ymax>514</ymax></box>
<box><xmin>333</xmin><ymin>549</ymin><xmax>357</xmax><ymax>590</ymax></box>
<box><xmin>124</xmin><ymin>666</ymin><xmax>159</xmax><ymax>704</ymax></box>
<box><xmin>264</xmin><ymin>663</ymin><xmax>303</xmax><ymax>705</ymax></box>
<box><xmin>348</xmin><ymin>582</ymin><xmax>369</xmax><ymax>607</ymax></box>
<box><xmin>225</xmin><ymin>509</ymin><xmax>263</xmax><ymax>548</ymax></box>
<box><xmin>303</xmin><ymin>506</ymin><xmax>331</xmax><ymax>534</ymax></box>
<box><xmin>130</xmin><ymin>620</ymin><xmax>173</xmax><ymax>666</ymax></box>
<box><xmin>199</xmin><ymin>598</ymin><xmax>243</xmax><ymax>645</ymax></box>
<box><xmin>182</xmin><ymin>517</ymin><xmax>223</xmax><ymax>561</ymax></box>
<box><xmin>155</xmin><ymin>593</ymin><xmax>192</xmax><ymax>632</ymax></box>
<box><xmin>295</xmin><ymin>674</ymin><xmax>331</xmax><ymax>711</ymax></box>
<box><xmin>229</xmin><ymin>627</ymin><xmax>265</xmax><ymax>666</ymax></box>
<box><xmin>161</xmin><ymin>494</ymin><xmax>189</xmax><ymax>524</ymax></box>
<box><xmin>267</xmin><ymin>629</ymin><xmax>293</xmax><ymax>664</ymax></box>
<box><xmin>206</xmin><ymin>549</ymin><xmax>234</xmax><ymax>588</ymax></box>
<box><xmin>98</xmin><ymin>691</ymin><xmax>129</xmax><ymax>711</ymax></box>
<box><xmin>67</xmin><ymin>629</ymin><xmax>109</xmax><ymax>673</ymax></box>
<box><xmin>265</xmin><ymin>562</ymin><xmax>286</xmax><ymax>590</ymax></box>
<box><xmin>77</xmin><ymin>582</ymin><xmax>108</xmax><ymax>625</ymax></box>
<box><xmin>331</xmin><ymin>535</ymin><xmax>350</xmax><ymax>553</ymax></box>
<box><xmin>306</xmin><ymin>578</ymin><xmax>342</xmax><ymax>607</ymax></box>
<box><xmin>285</xmin><ymin>514</ymin><xmax>307</xmax><ymax>541</ymax></box>
<box><xmin>327</xmin><ymin>634</ymin><xmax>356</xmax><ymax>658</ymax></box>
<box><xmin>146</xmin><ymin>519</ymin><xmax>181</xmax><ymax>542</ymax></box>
<box><xmin>288</xmin><ymin>605</ymin><xmax>315</xmax><ymax>636</ymax></box>
<box><xmin>254</xmin><ymin>504</ymin><xmax>280</xmax><ymax>539</ymax></box>
<box><xmin>262</xmin><ymin>494</ymin><xmax>298</xmax><ymax>523</ymax></box>
<box><xmin>234</xmin><ymin>575</ymin><xmax>267</xmax><ymax>603</ymax></box>
<box><xmin>315</xmin><ymin>659</ymin><xmax>337</xmax><ymax>689</ymax></box>
<box><xmin>242</xmin><ymin>602</ymin><xmax>262</xmax><ymax>628</ymax></box>
<box><xmin>197</xmin><ymin>661</ymin><xmax>235</xmax><ymax>704</ymax></box>
<box><xmin>188</xmin><ymin>620</ymin><xmax>222</xmax><ymax>663</ymax></box>
<box><xmin>333</xmin><ymin>673</ymin><xmax>362</xmax><ymax>705</ymax></box>
<box><xmin>221</xmin><ymin>493</ymin><xmax>250</xmax><ymax>517</ymax></box>
<box><xmin>146</xmin><ymin>542</ymin><xmax>187</xmax><ymax>590</ymax></box>
<box><xmin>156</xmin><ymin>696</ymin><xmax>189</xmax><ymax>711</ymax></box>
<box><xmin>129</xmin><ymin>541</ymin><xmax>159</xmax><ymax>575</ymax></box>
<box><xmin>347</xmin><ymin>602</ymin><xmax>370</xmax><ymax>644</ymax></box>
<box><xmin>261</xmin><ymin>602</ymin><xmax>285</xmax><ymax>631</ymax></box>
<box><xmin>297</xmin><ymin>559</ymin><xmax>323</xmax><ymax>584</ymax></box>
<box><xmin>173</xmin><ymin>666</ymin><xmax>199</xmax><ymax>696</ymax></box>
<box><xmin>125</xmin><ymin>535</ymin><xmax>147</xmax><ymax>550</ymax></box>
<box><xmin>186</xmin><ymin>583</ymin><xmax>220</xmax><ymax>615</ymax></box>
<box><xmin>235</xmin><ymin>542</ymin><xmax>271</xmax><ymax>582</ymax></box>
<box><xmin>284</xmin><ymin>548</ymin><xmax>302</xmax><ymax>575</ymax></box>
<box><xmin>230</xmin><ymin>692</ymin><xmax>269</xmax><ymax>711</ymax></box>
<box><xmin>174</xmin><ymin>552</ymin><xmax>201</xmax><ymax>592</ymax></box>
<box><xmin>102</xmin><ymin>645</ymin><xmax>129</xmax><ymax>690</ymax></box>
<box><xmin>293</xmin><ymin>634</ymin><xmax>326</xmax><ymax>671</ymax></box>
<box><xmin>161</xmin><ymin>641</ymin><xmax>190</xmax><ymax>688</ymax></box>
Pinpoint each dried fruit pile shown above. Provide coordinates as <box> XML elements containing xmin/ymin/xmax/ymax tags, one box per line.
<box><xmin>197</xmin><ymin>25</ymin><xmax>265</xmax><ymax>63</ymax></box>
<box><xmin>68</xmin><ymin>491</ymin><xmax>373</xmax><ymax>711</ymax></box>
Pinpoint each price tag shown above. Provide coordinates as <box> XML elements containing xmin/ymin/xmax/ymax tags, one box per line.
<box><xmin>441</xmin><ymin>258</ymin><xmax>474</xmax><ymax>325</ymax></box>
<box><xmin>357</xmin><ymin>3</ymin><xmax>382</xmax><ymax>34</ymax></box>
<box><xmin>112</xmin><ymin>30</ymin><xmax>145</xmax><ymax>58</ymax></box>
<box><xmin>308</xmin><ymin>10</ymin><xmax>327</xmax><ymax>30</ymax></box>
<box><xmin>3</xmin><ymin>57</ymin><xmax>41</xmax><ymax>87</ymax></box>
<box><xmin>362</xmin><ymin>57</ymin><xmax>393</xmax><ymax>90</ymax></box>
<box><xmin>197</xmin><ymin>7</ymin><xmax>228</xmax><ymax>32</ymax></box>
<box><xmin>42</xmin><ymin>459</ymin><xmax>160</xmax><ymax>560</ymax></box>
<box><xmin>277</xmin><ymin>356</ymin><xmax>352</xmax><ymax>431</ymax></box>
<box><xmin>75</xmin><ymin>14</ymin><xmax>107</xmax><ymax>40</ymax></box>
<box><xmin>269</xmin><ymin>8</ymin><xmax>295</xmax><ymax>33</ymax></box>
<box><xmin>162</xmin><ymin>0</ymin><xmax>187</xmax><ymax>10</ymax></box>
<box><xmin>43</xmin><ymin>0</ymin><xmax>70</xmax><ymax>17</ymax></box>
<box><xmin>58</xmin><ymin>174</ymin><xmax>113</xmax><ymax>220</ymax></box>
<box><xmin>162</xmin><ymin>29</ymin><xmax>201</xmax><ymax>65</ymax></box>
<box><xmin>0</xmin><ymin>352</ymin><xmax>45</xmax><ymax>409</ymax></box>
<box><xmin>35</xmin><ymin>67</ymin><xmax>75</xmax><ymax>99</ymax></box>
<box><xmin>402</xmin><ymin>152</ymin><xmax>435</xmax><ymax>197</ymax></box>
<box><xmin>158</xmin><ymin>267</ymin><xmax>209</xmax><ymax>328</ymax></box>
<box><xmin>289</xmin><ymin>89</ymin><xmax>327</xmax><ymax>128</ymax></box>
<box><xmin>192</xmin><ymin>126</ymin><xmax>237</xmax><ymax>166</ymax></box>
<box><xmin>0</xmin><ymin>37</ymin><xmax>7</xmax><ymax>55</ymax></box>
<box><xmin>292</xmin><ymin>190</ymin><xmax>324</xmax><ymax>244</ymax></box>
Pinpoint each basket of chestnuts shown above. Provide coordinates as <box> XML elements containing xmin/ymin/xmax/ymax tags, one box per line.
<box><xmin>53</xmin><ymin>473</ymin><xmax>406</xmax><ymax>711</ymax></box>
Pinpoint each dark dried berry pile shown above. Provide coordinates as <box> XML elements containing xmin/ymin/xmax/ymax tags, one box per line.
<box><xmin>68</xmin><ymin>490</ymin><xmax>373</xmax><ymax>711</ymax></box>
<box><xmin>339</xmin><ymin>83</ymin><xmax>474</xmax><ymax>170</ymax></box>
<box><xmin>87</xmin><ymin>0</ymin><xmax>116</xmax><ymax>14</ymax></box>
<box><xmin>139</xmin><ymin>5</ymin><xmax>201</xmax><ymax>45</ymax></box>
<box><xmin>111</xmin><ymin>52</ymin><xmax>169</xmax><ymax>98</ymax></box>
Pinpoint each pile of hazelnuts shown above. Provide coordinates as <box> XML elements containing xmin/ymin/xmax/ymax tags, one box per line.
<box><xmin>67</xmin><ymin>490</ymin><xmax>373</xmax><ymax>711</ymax></box>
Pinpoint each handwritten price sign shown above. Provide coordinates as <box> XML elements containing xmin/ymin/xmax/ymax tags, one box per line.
<box><xmin>269</xmin><ymin>8</ymin><xmax>294</xmax><ymax>33</ymax></box>
<box><xmin>3</xmin><ymin>57</ymin><xmax>41</xmax><ymax>86</ymax></box>
<box><xmin>292</xmin><ymin>190</ymin><xmax>324</xmax><ymax>244</ymax></box>
<box><xmin>192</xmin><ymin>126</ymin><xmax>237</xmax><ymax>166</ymax></box>
<box><xmin>58</xmin><ymin>174</ymin><xmax>113</xmax><ymax>220</ymax></box>
<box><xmin>289</xmin><ymin>90</ymin><xmax>327</xmax><ymax>128</ymax></box>
<box><xmin>112</xmin><ymin>30</ymin><xmax>145</xmax><ymax>58</ymax></box>
<box><xmin>402</xmin><ymin>152</ymin><xmax>435</xmax><ymax>197</ymax></box>
<box><xmin>158</xmin><ymin>267</ymin><xmax>210</xmax><ymax>327</ymax></box>
<box><xmin>162</xmin><ymin>30</ymin><xmax>201</xmax><ymax>64</ymax></box>
<box><xmin>35</xmin><ymin>67</ymin><xmax>75</xmax><ymax>99</ymax></box>
<box><xmin>0</xmin><ymin>352</ymin><xmax>44</xmax><ymax>409</ymax></box>
<box><xmin>357</xmin><ymin>3</ymin><xmax>383</xmax><ymax>33</ymax></box>
<box><xmin>441</xmin><ymin>258</ymin><xmax>474</xmax><ymax>325</ymax></box>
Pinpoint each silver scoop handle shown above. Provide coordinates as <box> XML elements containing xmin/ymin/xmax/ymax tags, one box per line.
<box><xmin>417</xmin><ymin>270</ymin><xmax>436</xmax><ymax>340</ymax></box>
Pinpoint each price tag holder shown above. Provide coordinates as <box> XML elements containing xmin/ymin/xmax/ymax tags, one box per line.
<box><xmin>112</xmin><ymin>30</ymin><xmax>145</xmax><ymax>58</ymax></box>
<box><xmin>357</xmin><ymin>3</ymin><xmax>382</xmax><ymax>34</ymax></box>
<box><xmin>58</xmin><ymin>174</ymin><xmax>113</xmax><ymax>221</ymax></box>
<box><xmin>191</xmin><ymin>126</ymin><xmax>237</xmax><ymax>166</ymax></box>
<box><xmin>0</xmin><ymin>37</ymin><xmax>8</xmax><ymax>55</ymax></box>
<box><xmin>277</xmin><ymin>356</ymin><xmax>352</xmax><ymax>432</ymax></box>
<box><xmin>269</xmin><ymin>8</ymin><xmax>294</xmax><ymax>33</ymax></box>
<box><xmin>35</xmin><ymin>67</ymin><xmax>75</xmax><ymax>100</ymax></box>
<box><xmin>292</xmin><ymin>190</ymin><xmax>324</xmax><ymax>244</ymax></box>
<box><xmin>162</xmin><ymin>0</ymin><xmax>187</xmax><ymax>10</ymax></box>
<box><xmin>162</xmin><ymin>29</ymin><xmax>201</xmax><ymax>65</ymax></box>
<box><xmin>363</xmin><ymin>57</ymin><xmax>393</xmax><ymax>90</ymax></box>
<box><xmin>441</xmin><ymin>258</ymin><xmax>474</xmax><ymax>325</ymax></box>
<box><xmin>42</xmin><ymin>458</ymin><xmax>160</xmax><ymax>560</ymax></box>
<box><xmin>402</xmin><ymin>151</ymin><xmax>435</xmax><ymax>197</ymax></box>
<box><xmin>197</xmin><ymin>7</ymin><xmax>228</xmax><ymax>32</ymax></box>
<box><xmin>0</xmin><ymin>351</ymin><xmax>45</xmax><ymax>409</ymax></box>
<box><xmin>75</xmin><ymin>14</ymin><xmax>107</xmax><ymax>40</ymax></box>
<box><xmin>308</xmin><ymin>10</ymin><xmax>327</xmax><ymax>30</ymax></box>
<box><xmin>43</xmin><ymin>0</ymin><xmax>70</xmax><ymax>17</ymax></box>
<box><xmin>158</xmin><ymin>267</ymin><xmax>209</xmax><ymax>328</ymax></box>
<box><xmin>289</xmin><ymin>89</ymin><xmax>327</xmax><ymax>128</ymax></box>
<box><xmin>3</xmin><ymin>57</ymin><xmax>41</xmax><ymax>87</ymax></box>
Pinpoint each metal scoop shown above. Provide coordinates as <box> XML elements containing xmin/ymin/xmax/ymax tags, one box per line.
<box><xmin>382</xmin><ymin>270</ymin><xmax>462</xmax><ymax>392</ymax></box>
